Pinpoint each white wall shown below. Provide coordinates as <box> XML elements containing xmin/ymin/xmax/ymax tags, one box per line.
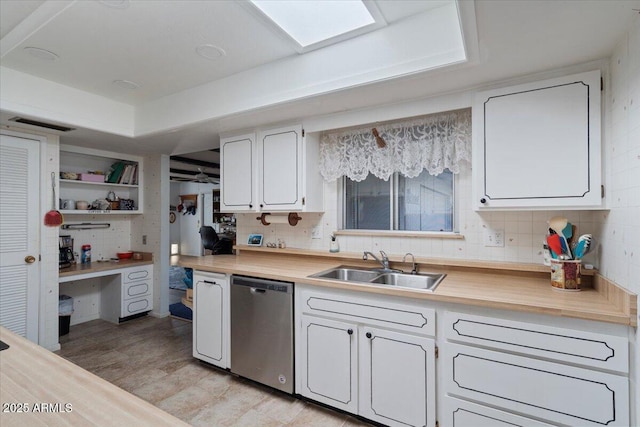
<box><xmin>600</xmin><ymin>14</ymin><xmax>640</xmax><ymax>424</ymax></box>
<box><xmin>131</xmin><ymin>153</ymin><xmax>170</xmax><ymax>317</ymax></box>
<box><xmin>59</xmin><ymin>215</ymin><xmax>134</xmax><ymax>260</ymax></box>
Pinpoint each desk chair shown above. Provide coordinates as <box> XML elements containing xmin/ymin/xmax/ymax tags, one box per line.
<box><xmin>199</xmin><ymin>226</ymin><xmax>233</xmax><ymax>255</ymax></box>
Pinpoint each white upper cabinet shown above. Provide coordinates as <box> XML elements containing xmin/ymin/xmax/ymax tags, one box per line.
<box><xmin>220</xmin><ymin>124</ymin><xmax>323</xmax><ymax>212</ymax></box>
<box><xmin>258</xmin><ymin>125</ymin><xmax>303</xmax><ymax>210</ymax></box>
<box><xmin>220</xmin><ymin>133</ymin><xmax>255</xmax><ymax>212</ymax></box>
<box><xmin>473</xmin><ymin>70</ymin><xmax>602</xmax><ymax>210</ymax></box>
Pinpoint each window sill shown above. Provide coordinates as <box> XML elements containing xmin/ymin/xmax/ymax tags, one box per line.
<box><xmin>335</xmin><ymin>230</ymin><xmax>464</xmax><ymax>239</ymax></box>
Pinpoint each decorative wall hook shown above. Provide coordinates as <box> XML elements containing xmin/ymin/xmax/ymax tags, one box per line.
<box><xmin>372</xmin><ymin>127</ymin><xmax>386</xmax><ymax>148</ymax></box>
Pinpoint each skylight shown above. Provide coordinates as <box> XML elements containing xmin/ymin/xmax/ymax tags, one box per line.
<box><xmin>249</xmin><ymin>0</ymin><xmax>382</xmax><ymax>51</ymax></box>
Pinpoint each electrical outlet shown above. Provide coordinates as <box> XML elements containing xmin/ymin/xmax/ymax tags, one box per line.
<box><xmin>484</xmin><ymin>228</ymin><xmax>504</xmax><ymax>247</ymax></box>
<box><xmin>311</xmin><ymin>224</ymin><xmax>323</xmax><ymax>239</ymax></box>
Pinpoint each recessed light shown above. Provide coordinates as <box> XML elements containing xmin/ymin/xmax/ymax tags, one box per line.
<box><xmin>196</xmin><ymin>44</ymin><xmax>226</xmax><ymax>60</ymax></box>
<box><xmin>112</xmin><ymin>79</ymin><xmax>140</xmax><ymax>90</ymax></box>
<box><xmin>98</xmin><ymin>0</ymin><xmax>130</xmax><ymax>9</ymax></box>
<box><xmin>24</xmin><ymin>47</ymin><xmax>58</xmax><ymax>61</ymax></box>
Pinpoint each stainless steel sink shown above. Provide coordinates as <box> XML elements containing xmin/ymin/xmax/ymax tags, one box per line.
<box><xmin>369</xmin><ymin>272</ymin><xmax>445</xmax><ymax>290</ymax></box>
<box><xmin>311</xmin><ymin>266</ymin><xmax>381</xmax><ymax>282</ymax></box>
<box><xmin>309</xmin><ymin>265</ymin><xmax>445</xmax><ymax>292</ymax></box>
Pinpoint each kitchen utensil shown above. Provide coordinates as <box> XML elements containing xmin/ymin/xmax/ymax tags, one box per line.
<box><xmin>44</xmin><ymin>172</ymin><xmax>64</xmax><ymax>227</ymax></box>
<box><xmin>574</xmin><ymin>234</ymin><xmax>593</xmax><ymax>259</ymax></box>
<box><xmin>546</xmin><ymin>234</ymin><xmax>563</xmax><ymax>258</ymax></box>
<box><xmin>548</xmin><ymin>216</ymin><xmax>568</xmax><ymax>235</ymax></box>
<box><xmin>549</xmin><ymin>217</ymin><xmax>572</xmax><ymax>259</ymax></box>
<box><xmin>562</xmin><ymin>222</ymin><xmax>573</xmax><ymax>242</ymax></box>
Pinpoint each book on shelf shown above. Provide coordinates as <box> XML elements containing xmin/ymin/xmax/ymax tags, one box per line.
<box><xmin>106</xmin><ymin>161</ymin><xmax>125</xmax><ymax>183</ymax></box>
<box><xmin>120</xmin><ymin>164</ymin><xmax>133</xmax><ymax>184</ymax></box>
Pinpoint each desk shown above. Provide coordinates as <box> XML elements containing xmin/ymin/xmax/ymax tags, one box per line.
<box><xmin>59</xmin><ymin>257</ymin><xmax>154</xmax><ymax>324</ymax></box>
<box><xmin>0</xmin><ymin>326</ymin><xmax>189</xmax><ymax>427</ymax></box>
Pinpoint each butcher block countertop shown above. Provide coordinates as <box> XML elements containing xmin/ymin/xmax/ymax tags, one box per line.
<box><xmin>0</xmin><ymin>326</ymin><xmax>189</xmax><ymax>427</ymax></box>
<box><xmin>59</xmin><ymin>252</ymin><xmax>153</xmax><ymax>281</ymax></box>
<box><xmin>178</xmin><ymin>247</ymin><xmax>637</xmax><ymax>327</ymax></box>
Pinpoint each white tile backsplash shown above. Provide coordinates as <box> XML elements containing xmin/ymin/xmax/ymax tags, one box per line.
<box><xmin>237</xmin><ymin>163</ymin><xmax>606</xmax><ymax>267</ymax></box>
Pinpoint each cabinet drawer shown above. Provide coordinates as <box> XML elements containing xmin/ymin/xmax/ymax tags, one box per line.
<box><xmin>121</xmin><ymin>295</ymin><xmax>152</xmax><ymax>317</ymax></box>
<box><xmin>444</xmin><ymin>311</ymin><xmax>628</xmax><ymax>373</ymax></box>
<box><xmin>442</xmin><ymin>396</ymin><xmax>554</xmax><ymax>427</ymax></box>
<box><xmin>122</xmin><ymin>267</ymin><xmax>151</xmax><ymax>283</ymax></box>
<box><xmin>123</xmin><ymin>281</ymin><xmax>150</xmax><ymax>300</ymax></box>
<box><xmin>443</xmin><ymin>343</ymin><xmax>629</xmax><ymax>427</ymax></box>
<box><xmin>299</xmin><ymin>287</ymin><xmax>435</xmax><ymax>337</ymax></box>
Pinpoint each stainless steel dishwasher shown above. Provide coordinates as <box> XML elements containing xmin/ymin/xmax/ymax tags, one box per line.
<box><xmin>230</xmin><ymin>275</ymin><xmax>293</xmax><ymax>394</ymax></box>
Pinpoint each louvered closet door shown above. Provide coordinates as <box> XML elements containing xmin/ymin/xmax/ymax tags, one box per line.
<box><xmin>0</xmin><ymin>133</ymin><xmax>40</xmax><ymax>342</ymax></box>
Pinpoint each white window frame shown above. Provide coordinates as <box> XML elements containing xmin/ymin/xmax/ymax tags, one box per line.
<box><xmin>340</xmin><ymin>172</ymin><xmax>458</xmax><ymax>235</ymax></box>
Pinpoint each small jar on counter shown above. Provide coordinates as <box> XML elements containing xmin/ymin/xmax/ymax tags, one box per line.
<box><xmin>81</xmin><ymin>244</ymin><xmax>92</xmax><ymax>264</ymax></box>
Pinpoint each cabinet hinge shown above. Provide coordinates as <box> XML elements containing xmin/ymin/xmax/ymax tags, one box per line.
<box><xmin>435</xmin><ymin>421</ymin><xmax>439</xmax><ymax>427</ymax></box>
<box><xmin>601</xmin><ymin>185</ymin><xmax>605</xmax><ymax>198</ymax></box>
<box><xmin>302</xmin><ymin>128</ymin><xmax>305</xmax><ymax>137</ymax></box>
<box><xmin>302</xmin><ymin>197</ymin><xmax>305</xmax><ymax>206</ymax></box>
<box><xmin>600</xmin><ymin>77</ymin><xmax>604</xmax><ymax>91</ymax></box>
<box><xmin>435</xmin><ymin>345</ymin><xmax>439</xmax><ymax>358</ymax></box>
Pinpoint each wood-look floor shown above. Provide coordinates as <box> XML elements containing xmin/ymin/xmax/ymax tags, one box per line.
<box><xmin>56</xmin><ymin>316</ymin><xmax>372</xmax><ymax>427</ymax></box>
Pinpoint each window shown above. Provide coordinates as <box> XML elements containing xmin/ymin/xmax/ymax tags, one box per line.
<box><xmin>344</xmin><ymin>170</ymin><xmax>454</xmax><ymax>232</ymax></box>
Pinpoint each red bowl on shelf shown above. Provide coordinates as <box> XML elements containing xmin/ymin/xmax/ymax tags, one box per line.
<box><xmin>116</xmin><ymin>251</ymin><xmax>133</xmax><ymax>260</ymax></box>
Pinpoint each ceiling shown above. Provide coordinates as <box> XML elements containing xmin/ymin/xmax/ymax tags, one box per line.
<box><xmin>1</xmin><ymin>1</ymin><xmax>639</xmax><ymax>182</ymax></box>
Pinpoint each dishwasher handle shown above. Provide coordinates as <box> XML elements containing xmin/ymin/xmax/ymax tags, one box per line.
<box><xmin>231</xmin><ymin>275</ymin><xmax>293</xmax><ymax>294</ymax></box>
<box><xmin>250</xmin><ymin>287</ymin><xmax>266</xmax><ymax>294</ymax></box>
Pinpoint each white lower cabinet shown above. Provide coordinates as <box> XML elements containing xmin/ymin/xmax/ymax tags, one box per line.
<box><xmin>360</xmin><ymin>327</ymin><xmax>435</xmax><ymax>427</ymax></box>
<box><xmin>300</xmin><ymin>316</ymin><xmax>358</xmax><ymax>413</ymax></box>
<box><xmin>443</xmin><ymin>311</ymin><xmax>630</xmax><ymax>427</ymax></box>
<box><xmin>296</xmin><ymin>285</ymin><xmax>436</xmax><ymax>427</ymax></box>
<box><xmin>193</xmin><ymin>271</ymin><xmax>229</xmax><ymax>369</ymax></box>
<box><xmin>101</xmin><ymin>265</ymin><xmax>153</xmax><ymax>323</ymax></box>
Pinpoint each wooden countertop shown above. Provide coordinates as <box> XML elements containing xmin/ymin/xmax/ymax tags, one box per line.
<box><xmin>178</xmin><ymin>249</ymin><xmax>637</xmax><ymax>327</ymax></box>
<box><xmin>59</xmin><ymin>254</ymin><xmax>153</xmax><ymax>280</ymax></box>
<box><xmin>0</xmin><ymin>326</ymin><xmax>189</xmax><ymax>427</ymax></box>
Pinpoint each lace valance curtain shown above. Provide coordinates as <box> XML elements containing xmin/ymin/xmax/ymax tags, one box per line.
<box><xmin>319</xmin><ymin>108</ymin><xmax>471</xmax><ymax>182</ymax></box>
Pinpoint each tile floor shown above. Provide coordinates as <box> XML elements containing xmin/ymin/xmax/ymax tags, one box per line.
<box><xmin>56</xmin><ymin>316</ymin><xmax>373</xmax><ymax>427</ymax></box>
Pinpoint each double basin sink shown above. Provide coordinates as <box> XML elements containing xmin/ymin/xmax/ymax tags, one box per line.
<box><xmin>309</xmin><ymin>265</ymin><xmax>445</xmax><ymax>292</ymax></box>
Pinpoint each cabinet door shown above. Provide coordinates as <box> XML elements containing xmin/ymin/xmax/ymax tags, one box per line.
<box><xmin>220</xmin><ymin>133</ymin><xmax>255</xmax><ymax>211</ymax></box>
<box><xmin>258</xmin><ymin>125</ymin><xmax>303</xmax><ymax>210</ymax></box>
<box><xmin>360</xmin><ymin>327</ymin><xmax>435</xmax><ymax>427</ymax></box>
<box><xmin>443</xmin><ymin>343</ymin><xmax>629</xmax><ymax>426</ymax></box>
<box><xmin>299</xmin><ymin>315</ymin><xmax>358</xmax><ymax>413</ymax></box>
<box><xmin>193</xmin><ymin>273</ymin><xmax>228</xmax><ymax>368</ymax></box>
<box><xmin>473</xmin><ymin>70</ymin><xmax>602</xmax><ymax>210</ymax></box>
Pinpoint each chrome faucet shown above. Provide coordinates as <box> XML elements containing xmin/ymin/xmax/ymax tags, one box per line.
<box><xmin>403</xmin><ymin>252</ymin><xmax>418</xmax><ymax>274</ymax></box>
<box><xmin>363</xmin><ymin>250</ymin><xmax>396</xmax><ymax>272</ymax></box>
